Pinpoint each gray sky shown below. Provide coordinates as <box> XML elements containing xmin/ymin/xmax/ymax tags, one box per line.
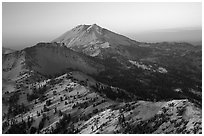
<box><xmin>2</xmin><ymin>2</ymin><xmax>202</xmax><ymax>49</ymax></box>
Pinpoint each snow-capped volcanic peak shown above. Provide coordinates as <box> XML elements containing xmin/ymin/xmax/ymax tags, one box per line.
<box><xmin>52</xmin><ymin>24</ymin><xmax>101</xmax><ymax>45</ymax></box>
<box><xmin>52</xmin><ymin>24</ymin><xmax>140</xmax><ymax>46</ymax></box>
<box><xmin>52</xmin><ymin>24</ymin><xmax>140</xmax><ymax>57</ymax></box>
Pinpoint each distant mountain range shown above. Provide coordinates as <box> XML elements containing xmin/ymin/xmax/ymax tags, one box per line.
<box><xmin>2</xmin><ymin>47</ymin><xmax>15</xmax><ymax>54</ymax></box>
<box><xmin>129</xmin><ymin>27</ymin><xmax>202</xmax><ymax>45</ymax></box>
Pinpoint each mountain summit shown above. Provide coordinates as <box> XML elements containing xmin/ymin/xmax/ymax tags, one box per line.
<box><xmin>52</xmin><ymin>24</ymin><xmax>139</xmax><ymax>47</ymax></box>
<box><xmin>52</xmin><ymin>24</ymin><xmax>140</xmax><ymax>57</ymax></box>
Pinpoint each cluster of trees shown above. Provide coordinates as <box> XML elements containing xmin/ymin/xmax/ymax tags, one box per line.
<box><xmin>38</xmin><ymin>113</ymin><xmax>47</xmax><ymax>131</ymax></box>
<box><xmin>5</xmin><ymin>115</ymin><xmax>34</xmax><ymax>134</ymax></box>
<box><xmin>27</xmin><ymin>85</ymin><xmax>47</xmax><ymax>102</ymax></box>
<box><xmin>6</xmin><ymin>121</ymin><xmax>27</xmax><ymax>134</ymax></box>
<box><xmin>92</xmin><ymin>83</ymin><xmax>131</xmax><ymax>101</ymax></box>
<box><xmin>92</xmin><ymin>109</ymin><xmax>99</xmax><ymax>114</ymax></box>
<box><xmin>93</xmin><ymin>99</ymin><xmax>106</xmax><ymax>107</ymax></box>
<box><xmin>46</xmin><ymin>99</ymin><xmax>52</xmax><ymax>106</ymax></box>
<box><xmin>73</xmin><ymin>101</ymin><xmax>89</xmax><ymax>109</ymax></box>
<box><xmin>8</xmin><ymin>103</ymin><xmax>29</xmax><ymax>117</ymax></box>
<box><xmin>93</xmin><ymin>54</ymin><xmax>202</xmax><ymax>103</ymax></box>
<box><xmin>115</xmin><ymin>104</ymin><xmax>192</xmax><ymax>134</ymax></box>
<box><xmin>177</xmin><ymin>106</ymin><xmax>186</xmax><ymax>116</ymax></box>
<box><xmin>4</xmin><ymin>92</ymin><xmax>29</xmax><ymax>118</ymax></box>
<box><xmin>121</xmin><ymin>110</ymin><xmax>171</xmax><ymax>134</ymax></box>
<box><xmin>8</xmin><ymin>92</ymin><xmax>19</xmax><ymax>104</ymax></box>
<box><xmin>52</xmin><ymin>113</ymin><xmax>72</xmax><ymax>133</ymax></box>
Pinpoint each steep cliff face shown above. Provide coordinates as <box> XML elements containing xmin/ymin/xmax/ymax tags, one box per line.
<box><xmin>24</xmin><ymin>42</ymin><xmax>104</xmax><ymax>76</ymax></box>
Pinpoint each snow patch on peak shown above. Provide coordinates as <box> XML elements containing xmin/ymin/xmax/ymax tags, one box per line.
<box><xmin>71</xmin><ymin>24</ymin><xmax>90</xmax><ymax>32</ymax></box>
<box><xmin>87</xmin><ymin>24</ymin><xmax>103</xmax><ymax>35</ymax></box>
<box><xmin>89</xmin><ymin>24</ymin><xmax>100</xmax><ymax>29</ymax></box>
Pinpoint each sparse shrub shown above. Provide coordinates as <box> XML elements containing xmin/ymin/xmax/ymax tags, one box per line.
<box><xmin>38</xmin><ymin>120</ymin><xmax>45</xmax><ymax>130</ymax></box>
<box><xmin>53</xmin><ymin>91</ymin><xmax>57</xmax><ymax>95</ymax></box>
<box><xmin>72</xmin><ymin>104</ymin><xmax>76</xmax><ymax>109</ymax></box>
<box><xmin>177</xmin><ymin>107</ymin><xmax>186</xmax><ymax>116</ymax></box>
<box><xmin>54</xmin><ymin>107</ymin><xmax>57</xmax><ymax>114</ymax></box>
<box><xmin>37</xmin><ymin>111</ymin><xmax>40</xmax><ymax>116</ymax></box>
<box><xmin>43</xmin><ymin>105</ymin><xmax>49</xmax><ymax>112</ymax></box>
<box><xmin>92</xmin><ymin>109</ymin><xmax>99</xmax><ymax>114</ymax></box>
<box><xmin>46</xmin><ymin>99</ymin><xmax>52</xmax><ymax>106</ymax></box>
<box><xmin>58</xmin><ymin>110</ymin><xmax>63</xmax><ymax>117</ymax></box>
<box><xmin>60</xmin><ymin>96</ymin><xmax>63</xmax><ymax>101</ymax></box>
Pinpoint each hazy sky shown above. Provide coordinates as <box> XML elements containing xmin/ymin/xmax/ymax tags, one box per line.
<box><xmin>2</xmin><ymin>2</ymin><xmax>202</xmax><ymax>49</ymax></box>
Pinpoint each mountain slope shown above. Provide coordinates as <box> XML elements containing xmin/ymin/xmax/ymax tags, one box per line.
<box><xmin>3</xmin><ymin>50</ymin><xmax>27</xmax><ymax>81</ymax></box>
<box><xmin>2</xmin><ymin>42</ymin><xmax>104</xmax><ymax>82</ymax></box>
<box><xmin>24</xmin><ymin>42</ymin><xmax>104</xmax><ymax>76</ymax></box>
<box><xmin>2</xmin><ymin>72</ymin><xmax>202</xmax><ymax>134</ymax></box>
